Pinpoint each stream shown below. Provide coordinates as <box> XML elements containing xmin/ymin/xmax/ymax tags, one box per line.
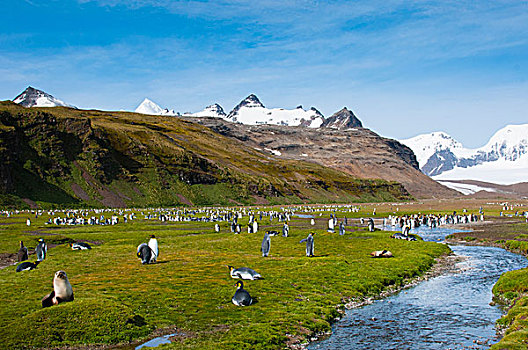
<box><xmin>309</xmin><ymin>225</ymin><xmax>528</xmax><ymax>350</ymax></box>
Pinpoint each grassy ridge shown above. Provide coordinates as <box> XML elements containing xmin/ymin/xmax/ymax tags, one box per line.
<box><xmin>0</xmin><ymin>210</ymin><xmax>449</xmax><ymax>349</ymax></box>
<box><xmin>0</xmin><ymin>102</ymin><xmax>411</xmax><ymax>208</ymax></box>
<box><xmin>492</xmin><ymin>269</ymin><xmax>528</xmax><ymax>350</ymax></box>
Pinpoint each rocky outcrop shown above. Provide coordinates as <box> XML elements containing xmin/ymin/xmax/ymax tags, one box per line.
<box><xmin>227</xmin><ymin>94</ymin><xmax>264</xmax><ymax>120</ymax></box>
<box><xmin>192</xmin><ymin>117</ymin><xmax>458</xmax><ymax>199</ymax></box>
<box><xmin>321</xmin><ymin>107</ymin><xmax>363</xmax><ymax>129</ymax></box>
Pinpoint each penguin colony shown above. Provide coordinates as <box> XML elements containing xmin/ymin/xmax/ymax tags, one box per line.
<box><xmin>8</xmin><ymin>205</ymin><xmax>481</xmax><ymax>314</ymax></box>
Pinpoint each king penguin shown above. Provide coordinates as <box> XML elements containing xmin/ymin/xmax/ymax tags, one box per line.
<box><xmin>328</xmin><ymin>218</ymin><xmax>335</xmax><ymax>233</ymax></box>
<box><xmin>17</xmin><ymin>241</ymin><xmax>28</xmax><ymax>262</ymax></box>
<box><xmin>261</xmin><ymin>232</ymin><xmax>271</xmax><ymax>257</ymax></box>
<box><xmin>137</xmin><ymin>243</ymin><xmax>154</xmax><ymax>264</ymax></box>
<box><xmin>148</xmin><ymin>235</ymin><xmax>158</xmax><ymax>263</ymax></box>
<box><xmin>16</xmin><ymin>260</ymin><xmax>39</xmax><ymax>272</ymax></box>
<box><xmin>35</xmin><ymin>239</ymin><xmax>47</xmax><ymax>261</ymax></box>
<box><xmin>70</xmin><ymin>242</ymin><xmax>92</xmax><ymax>250</ymax></box>
<box><xmin>300</xmin><ymin>232</ymin><xmax>316</xmax><ymax>257</ymax></box>
<box><xmin>282</xmin><ymin>222</ymin><xmax>289</xmax><ymax>237</ymax></box>
<box><xmin>232</xmin><ymin>280</ymin><xmax>253</xmax><ymax>306</ymax></box>
<box><xmin>227</xmin><ymin>266</ymin><xmax>262</xmax><ymax>280</ymax></box>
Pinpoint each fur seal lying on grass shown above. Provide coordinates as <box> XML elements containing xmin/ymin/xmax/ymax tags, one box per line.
<box><xmin>16</xmin><ymin>261</ymin><xmax>39</xmax><ymax>272</ymax></box>
<box><xmin>42</xmin><ymin>270</ymin><xmax>74</xmax><ymax>308</ymax></box>
<box><xmin>228</xmin><ymin>266</ymin><xmax>262</xmax><ymax>280</ymax></box>
<box><xmin>232</xmin><ymin>280</ymin><xmax>253</xmax><ymax>306</ymax></box>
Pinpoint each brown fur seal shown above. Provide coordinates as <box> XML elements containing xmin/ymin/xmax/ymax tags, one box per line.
<box><xmin>42</xmin><ymin>270</ymin><xmax>74</xmax><ymax>308</ymax></box>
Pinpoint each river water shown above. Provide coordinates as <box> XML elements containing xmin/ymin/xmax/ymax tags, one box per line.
<box><xmin>309</xmin><ymin>225</ymin><xmax>528</xmax><ymax>350</ymax></box>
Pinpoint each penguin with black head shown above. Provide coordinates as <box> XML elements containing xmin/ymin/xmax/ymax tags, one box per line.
<box><xmin>16</xmin><ymin>261</ymin><xmax>40</xmax><ymax>272</ymax></box>
<box><xmin>148</xmin><ymin>235</ymin><xmax>158</xmax><ymax>263</ymax></box>
<box><xmin>137</xmin><ymin>243</ymin><xmax>153</xmax><ymax>264</ymax></box>
<box><xmin>300</xmin><ymin>232</ymin><xmax>316</xmax><ymax>257</ymax></box>
<box><xmin>35</xmin><ymin>239</ymin><xmax>47</xmax><ymax>261</ymax></box>
<box><xmin>17</xmin><ymin>241</ymin><xmax>28</xmax><ymax>262</ymax></box>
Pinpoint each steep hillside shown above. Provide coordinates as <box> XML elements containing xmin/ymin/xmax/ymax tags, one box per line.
<box><xmin>187</xmin><ymin>117</ymin><xmax>458</xmax><ymax>199</ymax></box>
<box><xmin>0</xmin><ymin>102</ymin><xmax>412</xmax><ymax>208</ymax></box>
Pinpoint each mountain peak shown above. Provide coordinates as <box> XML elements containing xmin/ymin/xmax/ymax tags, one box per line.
<box><xmin>13</xmin><ymin>86</ymin><xmax>75</xmax><ymax>108</ymax></box>
<box><xmin>227</xmin><ymin>94</ymin><xmax>264</xmax><ymax>120</ymax></box>
<box><xmin>239</xmin><ymin>94</ymin><xmax>264</xmax><ymax>108</ymax></box>
<box><xmin>135</xmin><ymin>98</ymin><xmax>178</xmax><ymax>116</ymax></box>
<box><xmin>205</xmin><ymin>103</ymin><xmax>226</xmax><ymax>116</ymax></box>
<box><xmin>184</xmin><ymin>103</ymin><xmax>227</xmax><ymax>118</ymax></box>
<box><xmin>321</xmin><ymin>107</ymin><xmax>363</xmax><ymax>130</ymax></box>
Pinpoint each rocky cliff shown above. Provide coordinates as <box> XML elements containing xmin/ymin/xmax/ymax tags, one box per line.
<box><xmin>191</xmin><ymin>117</ymin><xmax>458</xmax><ymax>199</ymax></box>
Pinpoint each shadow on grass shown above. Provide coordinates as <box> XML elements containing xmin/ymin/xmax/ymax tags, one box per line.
<box><xmin>154</xmin><ymin>260</ymin><xmax>178</xmax><ymax>264</ymax></box>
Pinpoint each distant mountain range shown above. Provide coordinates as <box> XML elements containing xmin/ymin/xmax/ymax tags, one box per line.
<box><xmin>401</xmin><ymin>125</ymin><xmax>528</xmax><ymax>185</ymax></box>
<box><xmin>11</xmin><ymin>86</ymin><xmax>526</xmax><ymax>195</ymax></box>
<box><xmin>136</xmin><ymin>93</ymin><xmax>362</xmax><ymax>130</ymax></box>
<box><xmin>3</xmin><ymin>86</ymin><xmax>457</xmax><ymax>206</ymax></box>
<box><xmin>13</xmin><ymin>87</ymin><xmax>364</xmax><ymax>131</ymax></box>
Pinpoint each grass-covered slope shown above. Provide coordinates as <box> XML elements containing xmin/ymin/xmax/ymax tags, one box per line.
<box><xmin>492</xmin><ymin>269</ymin><xmax>528</xmax><ymax>350</ymax></box>
<box><xmin>0</xmin><ymin>211</ymin><xmax>449</xmax><ymax>349</ymax></box>
<box><xmin>0</xmin><ymin>102</ymin><xmax>411</xmax><ymax>208</ymax></box>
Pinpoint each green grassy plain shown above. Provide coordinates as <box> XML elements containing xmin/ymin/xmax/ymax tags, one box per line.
<box><xmin>0</xmin><ymin>208</ymin><xmax>449</xmax><ymax>349</ymax></box>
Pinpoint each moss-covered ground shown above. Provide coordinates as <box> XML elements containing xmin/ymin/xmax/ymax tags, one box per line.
<box><xmin>0</xmin><ymin>206</ymin><xmax>450</xmax><ymax>349</ymax></box>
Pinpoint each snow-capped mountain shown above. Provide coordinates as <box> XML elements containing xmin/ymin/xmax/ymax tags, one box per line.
<box><xmin>133</xmin><ymin>94</ymin><xmax>363</xmax><ymax>130</ymax></box>
<box><xmin>321</xmin><ymin>107</ymin><xmax>363</xmax><ymax>130</ymax></box>
<box><xmin>401</xmin><ymin>124</ymin><xmax>528</xmax><ymax>185</ymax></box>
<box><xmin>135</xmin><ymin>98</ymin><xmax>178</xmax><ymax>116</ymax></box>
<box><xmin>225</xmin><ymin>94</ymin><xmax>325</xmax><ymax>128</ymax></box>
<box><xmin>183</xmin><ymin>103</ymin><xmax>226</xmax><ymax>118</ymax></box>
<box><xmin>13</xmin><ymin>86</ymin><xmax>76</xmax><ymax>108</ymax></box>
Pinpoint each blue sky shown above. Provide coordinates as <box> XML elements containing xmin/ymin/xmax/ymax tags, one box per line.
<box><xmin>1</xmin><ymin>0</ymin><xmax>527</xmax><ymax>147</ymax></box>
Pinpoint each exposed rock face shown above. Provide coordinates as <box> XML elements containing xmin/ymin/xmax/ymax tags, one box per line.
<box><xmin>422</xmin><ymin>149</ymin><xmax>459</xmax><ymax>176</ymax></box>
<box><xmin>202</xmin><ymin>103</ymin><xmax>226</xmax><ymax>117</ymax></box>
<box><xmin>192</xmin><ymin>117</ymin><xmax>458</xmax><ymax>199</ymax></box>
<box><xmin>321</xmin><ymin>107</ymin><xmax>363</xmax><ymax>129</ymax></box>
